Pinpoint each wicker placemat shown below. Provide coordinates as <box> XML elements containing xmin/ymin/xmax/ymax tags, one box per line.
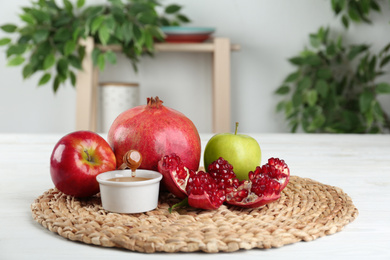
<box><xmin>31</xmin><ymin>176</ymin><xmax>358</xmax><ymax>253</ymax></box>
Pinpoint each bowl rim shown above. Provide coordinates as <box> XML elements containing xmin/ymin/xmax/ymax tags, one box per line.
<box><xmin>96</xmin><ymin>169</ymin><xmax>162</xmax><ymax>187</ymax></box>
<box><xmin>160</xmin><ymin>26</ymin><xmax>215</xmax><ymax>35</ymax></box>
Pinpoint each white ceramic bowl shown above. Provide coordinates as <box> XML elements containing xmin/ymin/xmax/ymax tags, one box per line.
<box><xmin>96</xmin><ymin>169</ymin><xmax>162</xmax><ymax>214</ymax></box>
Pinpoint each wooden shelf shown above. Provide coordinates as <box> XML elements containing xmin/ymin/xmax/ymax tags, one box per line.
<box><xmin>97</xmin><ymin>41</ymin><xmax>240</xmax><ymax>53</ymax></box>
<box><xmin>75</xmin><ymin>37</ymin><xmax>240</xmax><ymax>133</ymax></box>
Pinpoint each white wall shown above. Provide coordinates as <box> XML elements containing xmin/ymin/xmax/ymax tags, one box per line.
<box><xmin>1</xmin><ymin>0</ymin><xmax>390</xmax><ymax>133</ymax></box>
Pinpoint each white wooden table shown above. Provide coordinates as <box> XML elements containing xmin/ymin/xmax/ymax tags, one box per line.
<box><xmin>1</xmin><ymin>133</ymin><xmax>389</xmax><ymax>259</ymax></box>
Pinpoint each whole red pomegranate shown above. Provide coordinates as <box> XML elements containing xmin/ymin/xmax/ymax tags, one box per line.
<box><xmin>108</xmin><ymin>97</ymin><xmax>201</xmax><ymax>171</ymax></box>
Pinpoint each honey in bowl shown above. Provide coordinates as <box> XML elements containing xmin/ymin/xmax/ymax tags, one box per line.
<box><xmin>108</xmin><ymin>177</ymin><xmax>151</xmax><ymax>182</ymax></box>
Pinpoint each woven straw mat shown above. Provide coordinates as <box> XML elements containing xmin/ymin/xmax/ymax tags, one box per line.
<box><xmin>31</xmin><ymin>176</ymin><xmax>358</xmax><ymax>253</ymax></box>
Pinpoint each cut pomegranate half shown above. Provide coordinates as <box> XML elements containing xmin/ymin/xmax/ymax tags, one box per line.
<box><xmin>186</xmin><ymin>170</ymin><xmax>225</xmax><ymax>210</ymax></box>
<box><xmin>225</xmin><ymin>158</ymin><xmax>290</xmax><ymax>208</ymax></box>
<box><xmin>157</xmin><ymin>154</ymin><xmax>190</xmax><ymax>199</ymax></box>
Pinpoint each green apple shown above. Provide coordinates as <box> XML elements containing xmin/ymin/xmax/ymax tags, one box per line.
<box><xmin>204</xmin><ymin>122</ymin><xmax>261</xmax><ymax>181</ymax></box>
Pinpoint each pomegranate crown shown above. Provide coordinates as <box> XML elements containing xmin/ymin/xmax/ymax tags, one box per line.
<box><xmin>147</xmin><ymin>96</ymin><xmax>164</xmax><ymax>108</ymax></box>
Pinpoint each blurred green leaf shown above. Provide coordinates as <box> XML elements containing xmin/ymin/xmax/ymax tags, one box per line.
<box><xmin>105</xmin><ymin>15</ymin><xmax>116</xmax><ymax>31</ymax></box>
<box><xmin>176</xmin><ymin>14</ymin><xmax>190</xmax><ymax>23</ymax></box>
<box><xmin>0</xmin><ymin>38</ymin><xmax>11</xmax><ymax>46</ymax></box>
<box><xmin>72</xmin><ymin>27</ymin><xmax>82</xmax><ymax>42</ymax></box>
<box><xmin>77</xmin><ymin>0</ymin><xmax>85</xmax><ymax>8</ymax></box>
<box><xmin>370</xmin><ymin>0</ymin><xmax>381</xmax><ymax>11</ymax></box>
<box><xmin>17</xmin><ymin>35</ymin><xmax>31</xmax><ymax>44</ymax></box>
<box><xmin>91</xmin><ymin>16</ymin><xmax>104</xmax><ymax>34</ymax></box>
<box><xmin>38</xmin><ymin>73</ymin><xmax>51</xmax><ymax>86</ymax></box>
<box><xmin>276</xmin><ymin>101</ymin><xmax>285</xmax><ymax>112</ymax></box>
<box><xmin>30</xmin><ymin>9</ymin><xmax>50</xmax><ymax>23</ymax></box>
<box><xmin>108</xmin><ymin>0</ymin><xmax>123</xmax><ymax>7</ymax></box>
<box><xmin>97</xmin><ymin>53</ymin><xmax>105</xmax><ymax>70</ymax></box>
<box><xmin>359</xmin><ymin>0</ymin><xmax>371</xmax><ymax>15</ymax></box>
<box><xmin>159</xmin><ymin>17</ymin><xmax>170</xmax><ymax>26</ymax></box>
<box><xmin>326</xmin><ymin>42</ymin><xmax>337</xmax><ymax>56</ymax></box>
<box><xmin>53</xmin><ymin>75</ymin><xmax>60</xmax><ymax>93</ymax></box>
<box><xmin>53</xmin><ymin>16</ymin><xmax>72</xmax><ymax>27</ymax></box>
<box><xmin>304</xmin><ymin>54</ymin><xmax>322</xmax><ymax>66</ymax></box>
<box><xmin>331</xmin><ymin>0</ymin><xmax>345</xmax><ymax>14</ymax></box>
<box><xmin>105</xmin><ymin>50</ymin><xmax>117</xmax><ymax>64</ymax></box>
<box><xmin>165</xmin><ymin>4</ymin><xmax>181</xmax><ymax>14</ymax></box>
<box><xmin>122</xmin><ymin>22</ymin><xmax>133</xmax><ymax>44</ymax></box>
<box><xmin>6</xmin><ymin>44</ymin><xmax>28</xmax><ymax>57</ymax></box>
<box><xmin>348</xmin><ymin>45</ymin><xmax>369</xmax><ymax>60</ymax></box>
<box><xmin>83</xmin><ymin>5</ymin><xmax>105</xmax><ymax>18</ymax></box>
<box><xmin>7</xmin><ymin>56</ymin><xmax>25</xmax><ymax>66</ymax></box>
<box><xmin>78</xmin><ymin>45</ymin><xmax>86</xmax><ymax>61</ymax></box>
<box><xmin>133</xmin><ymin>24</ymin><xmax>142</xmax><ymax>40</ymax></box>
<box><xmin>310</xmin><ymin>113</ymin><xmax>325</xmax><ymax>131</ymax></box>
<box><xmin>364</xmin><ymin>108</ymin><xmax>374</xmax><ymax>129</ymax></box>
<box><xmin>348</xmin><ymin>8</ymin><xmax>360</xmax><ymax>22</ymax></box>
<box><xmin>315</xmin><ymin>80</ymin><xmax>329</xmax><ymax>98</ymax></box>
<box><xmin>43</xmin><ymin>53</ymin><xmax>56</xmax><ymax>70</ymax></box>
<box><xmin>380</xmin><ymin>55</ymin><xmax>390</xmax><ymax>68</ymax></box>
<box><xmin>144</xmin><ymin>32</ymin><xmax>153</xmax><ymax>52</ymax></box>
<box><xmin>20</xmin><ymin>13</ymin><xmax>36</xmax><ymax>25</ymax></box>
<box><xmin>64</xmin><ymin>40</ymin><xmax>76</xmax><ymax>56</ymax></box>
<box><xmin>33</xmin><ymin>29</ymin><xmax>49</xmax><ymax>43</ymax></box>
<box><xmin>1</xmin><ymin>24</ymin><xmax>17</xmax><ymax>33</ymax></box>
<box><xmin>98</xmin><ymin>24</ymin><xmax>110</xmax><ymax>45</ymax></box>
<box><xmin>372</xmin><ymin>101</ymin><xmax>384</xmax><ymax>122</ymax></box>
<box><xmin>376</xmin><ymin>82</ymin><xmax>390</xmax><ymax>94</ymax></box>
<box><xmin>341</xmin><ymin>15</ymin><xmax>349</xmax><ymax>28</ymax></box>
<box><xmin>306</xmin><ymin>89</ymin><xmax>318</xmax><ymax>107</ymax></box>
<box><xmin>148</xmin><ymin>26</ymin><xmax>164</xmax><ymax>40</ymax></box>
<box><xmin>317</xmin><ymin>68</ymin><xmax>332</xmax><ymax>79</ymax></box>
<box><xmin>289</xmin><ymin>56</ymin><xmax>304</xmax><ymax>65</ymax></box>
<box><xmin>57</xmin><ymin>58</ymin><xmax>69</xmax><ymax>78</ymax></box>
<box><xmin>138</xmin><ymin>11</ymin><xmax>157</xmax><ymax>24</ymax></box>
<box><xmin>309</xmin><ymin>34</ymin><xmax>321</xmax><ymax>48</ymax></box>
<box><xmin>22</xmin><ymin>63</ymin><xmax>34</xmax><ymax>79</ymax></box>
<box><xmin>284</xmin><ymin>71</ymin><xmax>300</xmax><ymax>82</ymax></box>
<box><xmin>68</xmin><ymin>55</ymin><xmax>82</xmax><ymax>70</ymax></box>
<box><xmin>292</xmin><ymin>92</ymin><xmax>303</xmax><ymax>107</ymax></box>
<box><xmin>54</xmin><ymin>28</ymin><xmax>71</xmax><ymax>42</ymax></box>
<box><xmin>69</xmin><ymin>70</ymin><xmax>76</xmax><ymax>86</ymax></box>
<box><xmin>317</xmin><ymin>27</ymin><xmax>329</xmax><ymax>44</ymax></box>
<box><xmin>275</xmin><ymin>85</ymin><xmax>290</xmax><ymax>95</ymax></box>
<box><xmin>63</xmin><ymin>0</ymin><xmax>73</xmax><ymax>14</ymax></box>
<box><xmin>290</xmin><ymin>120</ymin><xmax>299</xmax><ymax>133</ymax></box>
<box><xmin>297</xmin><ymin>76</ymin><xmax>312</xmax><ymax>92</ymax></box>
<box><xmin>92</xmin><ymin>48</ymin><xmax>101</xmax><ymax>65</ymax></box>
<box><xmin>359</xmin><ymin>90</ymin><xmax>374</xmax><ymax>113</ymax></box>
<box><xmin>284</xmin><ymin>101</ymin><xmax>294</xmax><ymax>117</ymax></box>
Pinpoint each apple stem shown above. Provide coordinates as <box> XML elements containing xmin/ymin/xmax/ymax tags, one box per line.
<box><xmin>235</xmin><ymin>122</ymin><xmax>239</xmax><ymax>135</ymax></box>
<box><xmin>84</xmin><ymin>149</ymin><xmax>92</xmax><ymax>162</ymax></box>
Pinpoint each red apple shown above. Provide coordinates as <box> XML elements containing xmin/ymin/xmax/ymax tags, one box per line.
<box><xmin>50</xmin><ymin>131</ymin><xmax>116</xmax><ymax>197</ymax></box>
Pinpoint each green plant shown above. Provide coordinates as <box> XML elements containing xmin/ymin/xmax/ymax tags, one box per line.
<box><xmin>0</xmin><ymin>0</ymin><xmax>189</xmax><ymax>92</ymax></box>
<box><xmin>330</xmin><ymin>0</ymin><xmax>382</xmax><ymax>28</ymax></box>
<box><xmin>276</xmin><ymin>1</ymin><xmax>390</xmax><ymax>133</ymax></box>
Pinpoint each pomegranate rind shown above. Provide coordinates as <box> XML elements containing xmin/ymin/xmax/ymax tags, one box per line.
<box><xmin>188</xmin><ymin>192</ymin><xmax>222</xmax><ymax>210</ymax></box>
<box><xmin>226</xmin><ymin>197</ymin><xmax>280</xmax><ymax>208</ymax></box>
<box><xmin>225</xmin><ymin>190</ymin><xmax>281</xmax><ymax>208</ymax></box>
<box><xmin>157</xmin><ymin>156</ymin><xmax>189</xmax><ymax>199</ymax></box>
